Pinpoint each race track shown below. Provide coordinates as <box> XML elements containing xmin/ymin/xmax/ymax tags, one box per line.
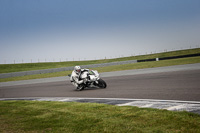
<box><xmin>1</xmin><ymin>68</ymin><xmax>200</xmax><ymax>102</ymax></box>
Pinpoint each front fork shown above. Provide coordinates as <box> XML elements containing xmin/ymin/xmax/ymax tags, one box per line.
<box><xmin>95</xmin><ymin>78</ymin><xmax>100</xmax><ymax>84</ymax></box>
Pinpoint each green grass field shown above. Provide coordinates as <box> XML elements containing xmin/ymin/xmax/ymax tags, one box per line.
<box><xmin>1</xmin><ymin>49</ymin><xmax>200</xmax><ymax>132</ymax></box>
<box><xmin>0</xmin><ymin>101</ymin><xmax>200</xmax><ymax>132</ymax></box>
<box><xmin>0</xmin><ymin>48</ymin><xmax>200</xmax><ymax>82</ymax></box>
<box><xmin>0</xmin><ymin>48</ymin><xmax>200</xmax><ymax>74</ymax></box>
<box><xmin>0</xmin><ymin>56</ymin><xmax>200</xmax><ymax>82</ymax></box>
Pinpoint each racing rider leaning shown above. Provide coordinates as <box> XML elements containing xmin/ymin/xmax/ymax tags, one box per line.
<box><xmin>70</xmin><ymin>66</ymin><xmax>89</xmax><ymax>90</ymax></box>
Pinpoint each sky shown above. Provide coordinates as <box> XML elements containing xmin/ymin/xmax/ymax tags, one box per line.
<box><xmin>0</xmin><ymin>0</ymin><xmax>200</xmax><ymax>64</ymax></box>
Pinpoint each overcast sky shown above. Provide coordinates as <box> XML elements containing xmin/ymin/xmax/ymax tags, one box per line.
<box><xmin>0</xmin><ymin>0</ymin><xmax>200</xmax><ymax>64</ymax></box>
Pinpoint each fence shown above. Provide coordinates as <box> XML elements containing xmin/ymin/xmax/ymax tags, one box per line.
<box><xmin>1</xmin><ymin>46</ymin><xmax>199</xmax><ymax>64</ymax></box>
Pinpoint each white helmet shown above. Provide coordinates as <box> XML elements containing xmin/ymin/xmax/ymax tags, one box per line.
<box><xmin>74</xmin><ymin>66</ymin><xmax>81</xmax><ymax>74</ymax></box>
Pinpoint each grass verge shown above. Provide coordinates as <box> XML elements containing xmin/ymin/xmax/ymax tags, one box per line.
<box><xmin>0</xmin><ymin>56</ymin><xmax>200</xmax><ymax>82</ymax></box>
<box><xmin>0</xmin><ymin>101</ymin><xmax>200</xmax><ymax>132</ymax></box>
<box><xmin>0</xmin><ymin>48</ymin><xmax>200</xmax><ymax>73</ymax></box>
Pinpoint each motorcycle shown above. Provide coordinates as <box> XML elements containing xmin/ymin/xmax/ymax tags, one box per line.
<box><xmin>68</xmin><ymin>69</ymin><xmax>107</xmax><ymax>91</ymax></box>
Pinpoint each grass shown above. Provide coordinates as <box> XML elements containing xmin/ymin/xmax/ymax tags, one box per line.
<box><xmin>0</xmin><ymin>101</ymin><xmax>200</xmax><ymax>132</ymax></box>
<box><xmin>0</xmin><ymin>56</ymin><xmax>200</xmax><ymax>82</ymax></box>
<box><xmin>96</xmin><ymin>56</ymin><xmax>200</xmax><ymax>73</ymax></box>
<box><xmin>1</xmin><ymin>49</ymin><xmax>200</xmax><ymax>132</ymax></box>
<box><xmin>0</xmin><ymin>48</ymin><xmax>200</xmax><ymax>74</ymax></box>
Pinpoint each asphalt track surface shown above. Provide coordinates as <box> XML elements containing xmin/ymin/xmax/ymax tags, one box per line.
<box><xmin>0</xmin><ymin>63</ymin><xmax>200</xmax><ymax>101</ymax></box>
<box><xmin>1</xmin><ymin>63</ymin><xmax>200</xmax><ymax>114</ymax></box>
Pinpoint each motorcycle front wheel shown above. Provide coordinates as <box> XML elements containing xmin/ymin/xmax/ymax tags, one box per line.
<box><xmin>98</xmin><ymin>79</ymin><xmax>107</xmax><ymax>88</ymax></box>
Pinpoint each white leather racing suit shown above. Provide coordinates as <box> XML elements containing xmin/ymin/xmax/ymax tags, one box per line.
<box><xmin>70</xmin><ymin>69</ymin><xmax>89</xmax><ymax>88</ymax></box>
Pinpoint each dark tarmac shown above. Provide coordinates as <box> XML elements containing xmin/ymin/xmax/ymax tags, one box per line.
<box><xmin>1</xmin><ymin>69</ymin><xmax>200</xmax><ymax>102</ymax></box>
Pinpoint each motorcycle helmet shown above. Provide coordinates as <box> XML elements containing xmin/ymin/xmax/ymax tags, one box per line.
<box><xmin>74</xmin><ymin>66</ymin><xmax>81</xmax><ymax>74</ymax></box>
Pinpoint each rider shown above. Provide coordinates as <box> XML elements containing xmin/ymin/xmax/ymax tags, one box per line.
<box><xmin>70</xmin><ymin>66</ymin><xmax>89</xmax><ymax>90</ymax></box>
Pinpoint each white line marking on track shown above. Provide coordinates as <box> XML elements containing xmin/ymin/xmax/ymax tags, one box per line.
<box><xmin>141</xmin><ymin>104</ymin><xmax>154</xmax><ymax>108</ymax></box>
<box><xmin>165</xmin><ymin>104</ymin><xmax>186</xmax><ymax>111</ymax></box>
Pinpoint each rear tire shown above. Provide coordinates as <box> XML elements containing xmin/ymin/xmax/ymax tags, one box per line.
<box><xmin>98</xmin><ymin>79</ymin><xmax>107</xmax><ymax>88</ymax></box>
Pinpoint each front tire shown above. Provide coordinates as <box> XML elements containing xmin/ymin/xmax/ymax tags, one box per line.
<box><xmin>98</xmin><ymin>79</ymin><xmax>107</xmax><ymax>88</ymax></box>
